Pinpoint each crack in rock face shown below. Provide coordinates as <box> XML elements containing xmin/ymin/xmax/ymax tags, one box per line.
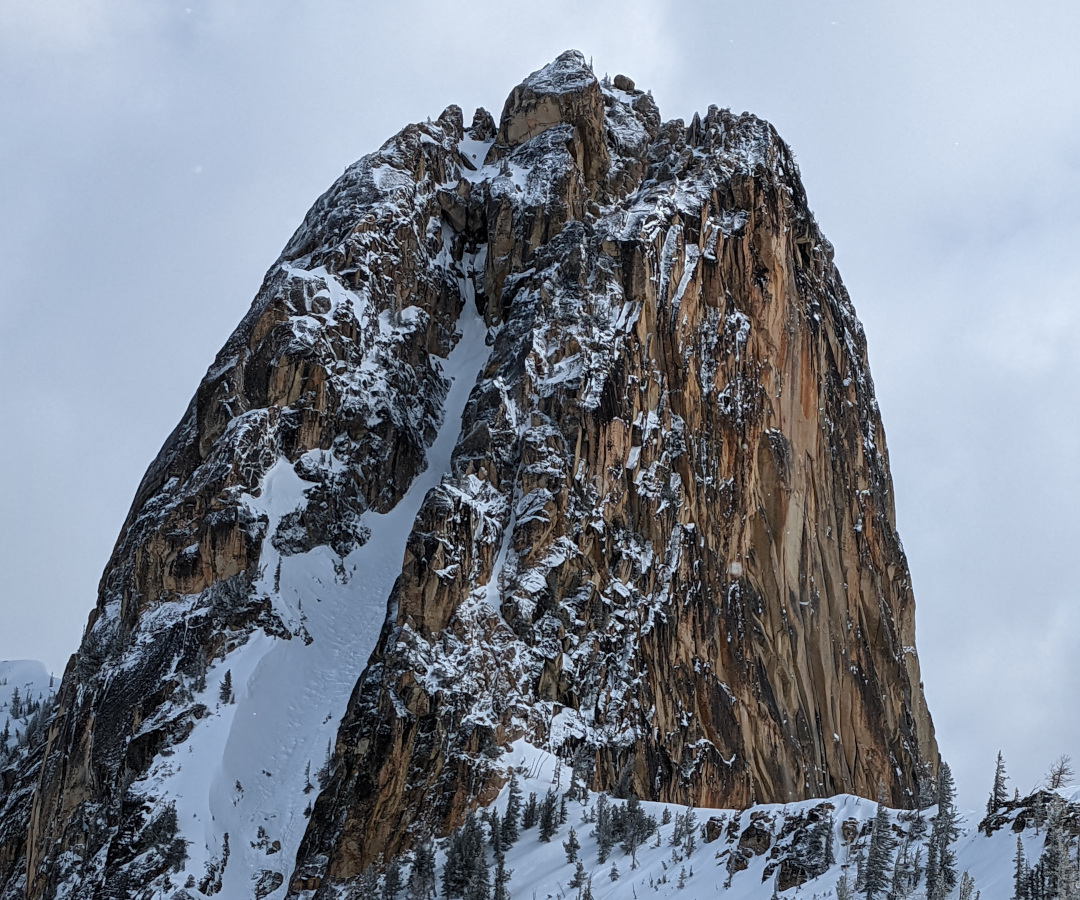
<box><xmin>3</xmin><ymin>49</ymin><xmax>937</xmax><ymax>900</ymax></box>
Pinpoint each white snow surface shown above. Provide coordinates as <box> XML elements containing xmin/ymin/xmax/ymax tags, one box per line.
<box><xmin>402</xmin><ymin>742</ymin><xmax>1071</xmax><ymax>900</ymax></box>
<box><xmin>0</xmin><ymin>659</ymin><xmax>55</xmax><ymax>750</ymax></box>
<box><xmin>131</xmin><ymin>293</ymin><xmax>491</xmax><ymax>899</ymax></box>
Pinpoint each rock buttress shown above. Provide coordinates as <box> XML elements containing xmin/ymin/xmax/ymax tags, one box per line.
<box><xmin>288</xmin><ymin>51</ymin><xmax>936</xmax><ymax>896</ymax></box>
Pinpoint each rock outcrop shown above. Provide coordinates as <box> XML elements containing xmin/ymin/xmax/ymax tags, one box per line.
<box><xmin>288</xmin><ymin>52</ymin><xmax>937</xmax><ymax>894</ymax></box>
<box><xmin>4</xmin><ymin>51</ymin><xmax>935</xmax><ymax>900</ymax></box>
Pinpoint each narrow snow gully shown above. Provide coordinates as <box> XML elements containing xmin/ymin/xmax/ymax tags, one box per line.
<box><xmin>143</xmin><ymin>261</ymin><xmax>492</xmax><ymax>900</ymax></box>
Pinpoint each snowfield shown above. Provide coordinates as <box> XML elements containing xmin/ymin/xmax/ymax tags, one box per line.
<box><xmin>348</xmin><ymin>742</ymin><xmax>1079</xmax><ymax>900</ymax></box>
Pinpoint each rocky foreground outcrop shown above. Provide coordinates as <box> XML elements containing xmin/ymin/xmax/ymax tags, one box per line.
<box><xmin>1</xmin><ymin>51</ymin><xmax>935</xmax><ymax>900</ymax></box>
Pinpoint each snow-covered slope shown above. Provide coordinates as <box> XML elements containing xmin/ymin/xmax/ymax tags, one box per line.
<box><xmin>130</xmin><ymin>300</ymin><xmax>491</xmax><ymax>899</ymax></box>
<box><xmin>0</xmin><ymin>660</ymin><xmax>55</xmax><ymax>752</ymax></box>
<box><xmin>0</xmin><ymin>661</ymin><xmax>57</xmax><ymax>900</ymax></box>
<box><xmin>367</xmin><ymin>744</ymin><xmax>1077</xmax><ymax>900</ymax></box>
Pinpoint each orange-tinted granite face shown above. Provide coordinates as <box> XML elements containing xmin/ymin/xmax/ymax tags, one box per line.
<box><xmin>12</xmin><ymin>51</ymin><xmax>935</xmax><ymax>900</ymax></box>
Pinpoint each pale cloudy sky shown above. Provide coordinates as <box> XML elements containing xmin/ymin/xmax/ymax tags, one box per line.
<box><xmin>1</xmin><ymin>0</ymin><xmax>1078</xmax><ymax>811</ymax></box>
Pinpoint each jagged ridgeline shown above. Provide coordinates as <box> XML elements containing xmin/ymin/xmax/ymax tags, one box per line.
<box><xmin>1</xmin><ymin>51</ymin><xmax>936</xmax><ymax>900</ymax></box>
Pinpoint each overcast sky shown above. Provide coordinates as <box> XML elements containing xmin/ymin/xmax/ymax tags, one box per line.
<box><xmin>2</xmin><ymin>0</ymin><xmax>1078</xmax><ymax>812</ymax></box>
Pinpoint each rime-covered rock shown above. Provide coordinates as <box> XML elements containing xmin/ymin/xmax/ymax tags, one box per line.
<box><xmin>9</xmin><ymin>50</ymin><xmax>935</xmax><ymax>900</ymax></box>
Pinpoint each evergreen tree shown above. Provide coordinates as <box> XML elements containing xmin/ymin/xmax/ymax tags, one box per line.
<box><xmin>988</xmin><ymin>752</ymin><xmax>1010</xmax><ymax>817</ymax></box>
<box><xmin>492</xmin><ymin>838</ymin><xmax>511</xmax><ymax>900</ymax></box>
<box><xmin>219</xmin><ymin>669</ymin><xmax>234</xmax><ymax>704</ymax></box>
<box><xmin>854</xmin><ymin>844</ymin><xmax>868</xmax><ymax>892</ymax></box>
<box><xmin>609</xmin><ymin>861</ymin><xmax>619</xmax><ymax>881</ymax></box>
<box><xmin>1014</xmin><ymin>837</ymin><xmax>1029</xmax><ymax>900</ymax></box>
<box><xmin>382</xmin><ymin>859</ymin><xmax>403</xmax><ymax>900</ymax></box>
<box><xmin>927</xmin><ymin>762</ymin><xmax>961</xmax><ymax>900</ymax></box>
<box><xmin>522</xmin><ymin>792</ymin><xmax>539</xmax><ymax>830</ymax></box>
<box><xmin>568</xmin><ymin>861</ymin><xmax>586</xmax><ymax>888</ymax></box>
<box><xmin>1039</xmin><ymin>795</ymin><xmax>1078</xmax><ymax>900</ymax></box>
<box><xmin>820</xmin><ymin>811</ymin><xmax>837</xmax><ymax>868</ymax></box>
<box><xmin>503</xmin><ymin>772</ymin><xmax>522</xmax><ymax>847</ymax></box>
<box><xmin>408</xmin><ymin>842</ymin><xmax>436</xmax><ymax>899</ymax></box>
<box><xmin>865</xmin><ymin>788</ymin><xmax>897</xmax><ymax>900</ymax></box>
<box><xmin>464</xmin><ymin>856</ymin><xmax>490</xmax><ymax>900</ymax></box>
<box><xmin>539</xmin><ymin>790</ymin><xmax>558</xmax><ymax>842</ymax></box>
<box><xmin>443</xmin><ymin>813</ymin><xmax>487</xmax><ymax>899</ymax></box>
<box><xmin>887</xmin><ymin>845</ymin><xmax>909</xmax><ymax>900</ymax></box>
<box><xmin>837</xmin><ymin>870</ymin><xmax>854</xmax><ymax>900</ymax></box>
<box><xmin>661</xmin><ymin>808</ymin><xmax>672</xmax><ymax>826</ymax></box>
<box><xmin>191</xmin><ymin>654</ymin><xmax>207</xmax><ymax>693</ymax></box>
<box><xmin>566</xmin><ymin>745</ymin><xmax>593</xmax><ymax>801</ymax></box>
<box><xmin>594</xmin><ymin>793</ymin><xmax>615</xmax><ymax>863</ymax></box>
<box><xmin>958</xmin><ymin>871</ymin><xmax>979</xmax><ymax>900</ymax></box>
<box><xmin>316</xmin><ymin>739</ymin><xmax>332</xmax><ymax>789</ymax></box>
<box><xmin>9</xmin><ymin>688</ymin><xmax>20</xmax><ymax>719</ymax></box>
<box><xmin>357</xmin><ymin>866</ymin><xmax>379</xmax><ymax>898</ymax></box>
<box><xmin>564</xmin><ymin>826</ymin><xmax>580</xmax><ymax>864</ymax></box>
<box><xmin>927</xmin><ymin>834</ymin><xmax>940</xmax><ymax>900</ymax></box>
<box><xmin>1046</xmin><ymin>756</ymin><xmax>1075</xmax><ymax>791</ymax></box>
<box><xmin>621</xmin><ymin>796</ymin><xmax>657</xmax><ymax>869</ymax></box>
<box><xmin>559</xmin><ymin>794</ymin><xmax>568</xmax><ymax>825</ymax></box>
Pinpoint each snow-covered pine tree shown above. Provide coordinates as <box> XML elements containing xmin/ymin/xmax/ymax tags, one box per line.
<box><xmin>464</xmin><ymin>853</ymin><xmax>490</xmax><ymax>900</ymax></box>
<box><xmin>854</xmin><ymin>844</ymin><xmax>868</xmax><ymax>892</ymax></box>
<box><xmin>218</xmin><ymin>669</ymin><xmax>234</xmax><ymax>704</ymax></box>
<box><xmin>1040</xmin><ymin>794</ymin><xmax>1079</xmax><ymax>900</ymax></box>
<box><xmin>927</xmin><ymin>762</ymin><xmax>961</xmax><ymax>900</ymax></box>
<box><xmin>865</xmin><ymin>787</ymin><xmax>897</xmax><ymax>900</ymax></box>
<box><xmin>988</xmin><ymin>752</ymin><xmax>1009</xmax><ymax>817</ymax></box>
<box><xmin>502</xmin><ymin>772</ymin><xmax>522</xmax><ymax>847</ymax></box>
<box><xmin>442</xmin><ymin>813</ymin><xmax>487</xmax><ymax>899</ymax></box>
<box><xmin>681</xmin><ymin>809</ymin><xmax>699</xmax><ymax>855</ymax></box>
<box><xmin>594</xmin><ymin>793</ymin><xmax>615</xmax><ymax>863</ymax></box>
<box><xmin>539</xmin><ymin>789</ymin><xmax>558</xmax><ymax>842</ymax></box>
<box><xmin>357</xmin><ymin>866</ymin><xmax>379</xmax><ymax>898</ymax></box>
<box><xmin>408</xmin><ymin>841</ymin><xmax>436</xmax><ymax>899</ymax></box>
<box><xmin>492</xmin><ymin>833</ymin><xmax>511</xmax><ymax>900</ymax></box>
<box><xmin>522</xmin><ymin>792</ymin><xmax>539</xmax><ymax>830</ymax></box>
<box><xmin>887</xmin><ymin>844</ymin><xmax>909</xmax><ymax>900</ymax></box>
<box><xmin>569</xmin><ymin>861</ymin><xmax>586</xmax><ymax>889</ymax></box>
<box><xmin>382</xmin><ymin>859</ymin><xmax>403</xmax><ymax>900</ymax></box>
<box><xmin>621</xmin><ymin>796</ymin><xmax>657</xmax><ymax>868</ymax></box>
<box><xmin>837</xmin><ymin>869</ymin><xmax>854</xmax><ymax>900</ymax></box>
<box><xmin>564</xmin><ymin>826</ymin><xmax>580</xmax><ymax>863</ymax></box>
<box><xmin>567</xmin><ymin>745</ymin><xmax>593</xmax><ymax>801</ymax></box>
<box><xmin>1014</xmin><ymin>835</ymin><xmax>1028</xmax><ymax>900</ymax></box>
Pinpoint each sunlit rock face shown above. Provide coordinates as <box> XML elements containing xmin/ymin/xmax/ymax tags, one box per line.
<box><xmin>289</xmin><ymin>51</ymin><xmax>937</xmax><ymax>893</ymax></box>
<box><xmin>5</xmin><ymin>50</ymin><xmax>935</xmax><ymax>900</ymax></box>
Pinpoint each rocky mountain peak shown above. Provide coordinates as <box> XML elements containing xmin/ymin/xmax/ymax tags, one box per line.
<box><xmin>0</xmin><ymin>52</ymin><xmax>936</xmax><ymax>900</ymax></box>
<box><xmin>496</xmin><ymin>50</ymin><xmax>609</xmax><ymax>194</ymax></box>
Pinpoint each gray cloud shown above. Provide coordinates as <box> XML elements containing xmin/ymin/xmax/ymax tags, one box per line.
<box><xmin>1</xmin><ymin>0</ymin><xmax>1076</xmax><ymax>811</ymax></box>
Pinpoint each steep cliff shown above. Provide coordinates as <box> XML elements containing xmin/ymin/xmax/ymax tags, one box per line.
<box><xmin>9</xmin><ymin>51</ymin><xmax>935</xmax><ymax>900</ymax></box>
